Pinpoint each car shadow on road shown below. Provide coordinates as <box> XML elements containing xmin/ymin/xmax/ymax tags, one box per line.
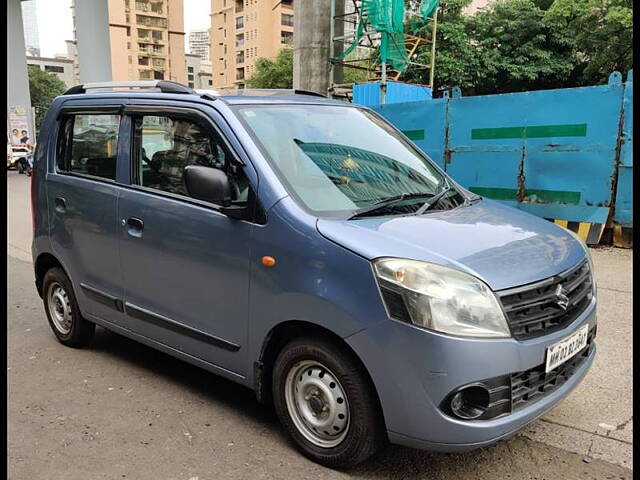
<box><xmin>86</xmin><ymin>326</ymin><xmax>567</xmax><ymax>480</ymax></box>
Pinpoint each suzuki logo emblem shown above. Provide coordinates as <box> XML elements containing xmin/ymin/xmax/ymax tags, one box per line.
<box><xmin>554</xmin><ymin>284</ymin><xmax>570</xmax><ymax>310</ymax></box>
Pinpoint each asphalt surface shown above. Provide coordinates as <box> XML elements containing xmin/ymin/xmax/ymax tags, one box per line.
<box><xmin>7</xmin><ymin>170</ymin><xmax>633</xmax><ymax>479</ymax></box>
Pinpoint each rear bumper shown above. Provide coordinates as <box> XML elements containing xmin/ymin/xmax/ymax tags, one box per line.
<box><xmin>345</xmin><ymin>298</ymin><xmax>597</xmax><ymax>450</ymax></box>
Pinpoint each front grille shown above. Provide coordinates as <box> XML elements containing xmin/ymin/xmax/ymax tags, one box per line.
<box><xmin>511</xmin><ymin>325</ymin><xmax>596</xmax><ymax>411</ymax></box>
<box><xmin>498</xmin><ymin>260</ymin><xmax>594</xmax><ymax>340</ymax></box>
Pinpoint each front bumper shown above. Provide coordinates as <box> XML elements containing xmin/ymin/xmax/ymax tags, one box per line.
<box><xmin>345</xmin><ymin>297</ymin><xmax>597</xmax><ymax>451</ymax></box>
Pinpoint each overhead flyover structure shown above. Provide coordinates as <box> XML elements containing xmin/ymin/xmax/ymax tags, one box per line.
<box><xmin>7</xmin><ymin>0</ymin><xmax>36</xmax><ymax>145</ymax></box>
<box><xmin>328</xmin><ymin>0</ymin><xmax>439</xmax><ymax>102</ymax></box>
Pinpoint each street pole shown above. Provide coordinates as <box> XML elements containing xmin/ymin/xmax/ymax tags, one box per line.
<box><xmin>329</xmin><ymin>0</ymin><xmax>336</xmax><ymax>96</ymax></box>
<box><xmin>381</xmin><ymin>61</ymin><xmax>387</xmax><ymax>104</ymax></box>
<box><xmin>31</xmin><ymin>107</ymin><xmax>37</xmax><ymax>144</ymax></box>
<box><xmin>429</xmin><ymin>7</ymin><xmax>438</xmax><ymax>91</ymax></box>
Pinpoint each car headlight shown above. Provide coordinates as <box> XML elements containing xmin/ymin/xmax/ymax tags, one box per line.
<box><xmin>374</xmin><ymin>258</ymin><xmax>510</xmax><ymax>338</ymax></box>
<box><xmin>563</xmin><ymin>228</ymin><xmax>597</xmax><ymax>299</ymax></box>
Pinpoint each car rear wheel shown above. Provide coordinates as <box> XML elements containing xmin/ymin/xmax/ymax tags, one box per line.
<box><xmin>272</xmin><ymin>337</ymin><xmax>386</xmax><ymax>468</ymax></box>
<box><xmin>43</xmin><ymin>267</ymin><xmax>95</xmax><ymax>348</ymax></box>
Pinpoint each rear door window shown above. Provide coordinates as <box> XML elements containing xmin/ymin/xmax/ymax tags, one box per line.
<box><xmin>58</xmin><ymin>114</ymin><xmax>120</xmax><ymax>181</ymax></box>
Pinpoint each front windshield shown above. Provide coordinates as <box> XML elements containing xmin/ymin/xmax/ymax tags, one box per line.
<box><xmin>234</xmin><ymin>104</ymin><xmax>465</xmax><ymax>218</ymax></box>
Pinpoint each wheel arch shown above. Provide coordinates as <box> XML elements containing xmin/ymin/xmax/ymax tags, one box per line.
<box><xmin>254</xmin><ymin>320</ymin><xmax>385</xmax><ymax>428</ymax></box>
<box><xmin>34</xmin><ymin>252</ymin><xmax>66</xmax><ymax>298</ymax></box>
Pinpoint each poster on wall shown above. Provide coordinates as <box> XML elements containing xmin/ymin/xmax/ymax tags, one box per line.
<box><xmin>8</xmin><ymin>106</ymin><xmax>31</xmax><ymax>147</ymax></box>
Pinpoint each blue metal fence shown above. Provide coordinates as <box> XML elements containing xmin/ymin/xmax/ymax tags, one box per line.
<box><xmin>354</xmin><ymin>81</ymin><xmax>433</xmax><ymax>105</ymax></box>
<box><xmin>614</xmin><ymin>70</ymin><xmax>633</xmax><ymax>228</ymax></box>
<box><xmin>364</xmin><ymin>72</ymin><xmax>633</xmax><ymax>245</ymax></box>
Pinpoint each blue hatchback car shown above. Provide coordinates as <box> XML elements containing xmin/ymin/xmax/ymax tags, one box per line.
<box><xmin>31</xmin><ymin>81</ymin><xmax>597</xmax><ymax>468</ymax></box>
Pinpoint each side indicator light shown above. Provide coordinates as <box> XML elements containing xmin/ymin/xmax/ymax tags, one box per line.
<box><xmin>262</xmin><ymin>256</ymin><xmax>276</xmax><ymax>267</ymax></box>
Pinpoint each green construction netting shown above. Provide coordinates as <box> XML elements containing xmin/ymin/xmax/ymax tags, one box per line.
<box><xmin>334</xmin><ymin>0</ymin><xmax>438</xmax><ymax>73</ymax></box>
<box><xmin>420</xmin><ymin>0</ymin><xmax>439</xmax><ymax>19</ymax></box>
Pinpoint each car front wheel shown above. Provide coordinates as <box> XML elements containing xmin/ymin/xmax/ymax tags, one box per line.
<box><xmin>272</xmin><ymin>337</ymin><xmax>386</xmax><ymax>468</ymax></box>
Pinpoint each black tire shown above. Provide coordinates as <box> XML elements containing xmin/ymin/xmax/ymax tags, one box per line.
<box><xmin>42</xmin><ymin>267</ymin><xmax>95</xmax><ymax>348</ymax></box>
<box><xmin>272</xmin><ymin>337</ymin><xmax>386</xmax><ymax>469</ymax></box>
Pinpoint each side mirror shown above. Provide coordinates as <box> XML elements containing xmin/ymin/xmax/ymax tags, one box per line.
<box><xmin>184</xmin><ymin>165</ymin><xmax>231</xmax><ymax>205</ymax></box>
<box><xmin>184</xmin><ymin>165</ymin><xmax>248</xmax><ymax>220</ymax></box>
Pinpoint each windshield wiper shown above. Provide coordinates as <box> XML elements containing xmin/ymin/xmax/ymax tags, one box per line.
<box><xmin>414</xmin><ymin>182</ymin><xmax>452</xmax><ymax>215</ymax></box>
<box><xmin>465</xmin><ymin>193</ymin><xmax>482</xmax><ymax>204</ymax></box>
<box><xmin>348</xmin><ymin>192</ymin><xmax>435</xmax><ymax>220</ymax></box>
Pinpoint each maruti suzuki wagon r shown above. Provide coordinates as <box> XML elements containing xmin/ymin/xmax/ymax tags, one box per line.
<box><xmin>31</xmin><ymin>81</ymin><xmax>597</xmax><ymax>468</ymax></box>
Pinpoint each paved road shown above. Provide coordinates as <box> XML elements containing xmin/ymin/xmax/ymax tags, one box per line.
<box><xmin>7</xmin><ymin>171</ymin><xmax>632</xmax><ymax>479</ymax></box>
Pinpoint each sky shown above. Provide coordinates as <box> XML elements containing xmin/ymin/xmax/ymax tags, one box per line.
<box><xmin>31</xmin><ymin>0</ymin><xmax>211</xmax><ymax>58</ymax></box>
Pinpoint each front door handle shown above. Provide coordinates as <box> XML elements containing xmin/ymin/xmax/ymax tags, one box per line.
<box><xmin>55</xmin><ymin>196</ymin><xmax>66</xmax><ymax>213</ymax></box>
<box><xmin>125</xmin><ymin>217</ymin><xmax>144</xmax><ymax>238</ymax></box>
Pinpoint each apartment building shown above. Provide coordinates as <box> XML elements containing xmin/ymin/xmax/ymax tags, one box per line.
<box><xmin>26</xmin><ymin>55</ymin><xmax>75</xmax><ymax>88</ymax></box>
<box><xmin>21</xmin><ymin>0</ymin><xmax>40</xmax><ymax>57</ymax></box>
<box><xmin>186</xmin><ymin>53</ymin><xmax>213</xmax><ymax>89</ymax></box>
<box><xmin>189</xmin><ymin>29</ymin><xmax>211</xmax><ymax>61</ymax></box>
<box><xmin>71</xmin><ymin>0</ymin><xmax>186</xmax><ymax>84</ymax></box>
<box><xmin>65</xmin><ymin>40</ymin><xmax>81</xmax><ymax>85</ymax></box>
<box><xmin>210</xmin><ymin>0</ymin><xmax>294</xmax><ymax>89</ymax></box>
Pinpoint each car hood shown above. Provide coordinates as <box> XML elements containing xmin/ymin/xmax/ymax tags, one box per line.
<box><xmin>316</xmin><ymin>199</ymin><xmax>586</xmax><ymax>291</ymax></box>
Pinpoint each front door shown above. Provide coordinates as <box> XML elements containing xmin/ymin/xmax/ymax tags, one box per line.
<box><xmin>117</xmin><ymin>105</ymin><xmax>254</xmax><ymax>375</ymax></box>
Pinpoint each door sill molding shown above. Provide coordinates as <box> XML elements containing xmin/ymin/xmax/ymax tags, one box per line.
<box><xmin>124</xmin><ymin>302</ymin><xmax>241</xmax><ymax>352</ymax></box>
<box><xmin>84</xmin><ymin>313</ymin><xmax>246</xmax><ymax>380</ymax></box>
<box><xmin>80</xmin><ymin>283</ymin><xmax>124</xmax><ymax>312</ymax></box>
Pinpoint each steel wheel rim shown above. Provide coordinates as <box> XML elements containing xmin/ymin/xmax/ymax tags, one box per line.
<box><xmin>47</xmin><ymin>282</ymin><xmax>72</xmax><ymax>335</ymax></box>
<box><xmin>284</xmin><ymin>359</ymin><xmax>350</xmax><ymax>448</ymax></box>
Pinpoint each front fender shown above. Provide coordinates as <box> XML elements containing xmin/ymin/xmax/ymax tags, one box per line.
<box><xmin>245</xmin><ymin>197</ymin><xmax>389</xmax><ymax>385</ymax></box>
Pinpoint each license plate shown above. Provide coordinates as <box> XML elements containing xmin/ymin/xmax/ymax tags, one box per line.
<box><xmin>545</xmin><ymin>325</ymin><xmax>589</xmax><ymax>373</ymax></box>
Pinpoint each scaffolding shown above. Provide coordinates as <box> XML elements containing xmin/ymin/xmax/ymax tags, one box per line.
<box><xmin>328</xmin><ymin>0</ymin><xmax>438</xmax><ymax>103</ymax></box>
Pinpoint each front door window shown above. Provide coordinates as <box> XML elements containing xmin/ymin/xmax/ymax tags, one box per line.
<box><xmin>131</xmin><ymin>114</ymin><xmax>249</xmax><ymax>203</ymax></box>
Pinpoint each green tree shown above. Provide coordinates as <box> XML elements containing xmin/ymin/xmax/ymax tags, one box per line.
<box><xmin>403</xmin><ymin>0</ymin><xmax>481</xmax><ymax>92</ymax></box>
<box><xmin>544</xmin><ymin>0</ymin><xmax>633</xmax><ymax>85</ymax></box>
<box><xmin>403</xmin><ymin>0</ymin><xmax>631</xmax><ymax>95</ymax></box>
<box><xmin>246</xmin><ymin>48</ymin><xmax>293</xmax><ymax>89</ymax></box>
<box><xmin>28</xmin><ymin>65</ymin><xmax>66</xmax><ymax>134</ymax></box>
<box><xmin>245</xmin><ymin>46</ymin><xmax>370</xmax><ymax>90</ymax></box>
<box><xmin>467</xmin><ymin>0</ymin><xmax>578</xmax><ymax>94</ymax></box>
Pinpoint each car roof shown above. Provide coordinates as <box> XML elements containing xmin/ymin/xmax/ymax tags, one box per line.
<box><xmin>59</xmin><ymin>82</ymin><xmax>352</xmax><ymax>107</ymax></box>
<box><xmin>208</xmin><ymin>94</ymin><xmax>349</xmax><ymax>106</ymax></box>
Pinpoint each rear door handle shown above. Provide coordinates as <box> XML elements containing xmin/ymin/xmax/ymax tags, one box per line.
<box><xmin>125</xmin><ymin>217</ymin><xmax>144</xmax><ymax>238</ymax></box>
<box><xmin>55</xmin><ymin>197</ymin><xmax>66</xmax><ymax>213</ymax></box>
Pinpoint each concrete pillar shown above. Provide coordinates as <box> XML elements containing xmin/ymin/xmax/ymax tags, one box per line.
<box><xmin>75</xmin><ymin>0</ymin><xmax>112</xmax><ymax>83</ymax></box>
<box><xmin>7</xmin><ymin>0</ymin><xmax>35</xmax><ymax>143</ymax></box>
<box><xmin>332</xmin><ymin>0</ymin><xmax>345</xmax><ymax>87</ymax></box>
<box><xmin>293</xmin><ymin>0</ymin><xmax>340</xmax><ymax>94</ymax></box>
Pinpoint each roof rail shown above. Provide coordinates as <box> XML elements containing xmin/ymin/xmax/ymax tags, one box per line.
<box><xmin>293</xmin><ymin>89</ymin><xmax>327</xmax><ymax>98</ymax></box>
<box><xmin>62</xmin><ymin>80</ymin><xmax>194</xmax><ymax>95</ymax></box>
<box><xmin>195</xmin><ymin>88</ymin><xmax>329</xmax><ymax>98</ymax></box>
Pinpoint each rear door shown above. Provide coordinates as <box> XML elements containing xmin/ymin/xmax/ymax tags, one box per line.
<box><xmin>116</xmin><ymin>102</ymin><xmax>257</xmax><ymax>375</ymax></box>
<box><xmin>48</xmin><ymin>104</ymin><xmax>128</xmax><ymax>326</ymax></box>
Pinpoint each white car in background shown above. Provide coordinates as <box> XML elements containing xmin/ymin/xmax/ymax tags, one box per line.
<box><xmin>7</xmin><ymin>144</ymin><xmax>32</xmax><ymax>173</ymax></box>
